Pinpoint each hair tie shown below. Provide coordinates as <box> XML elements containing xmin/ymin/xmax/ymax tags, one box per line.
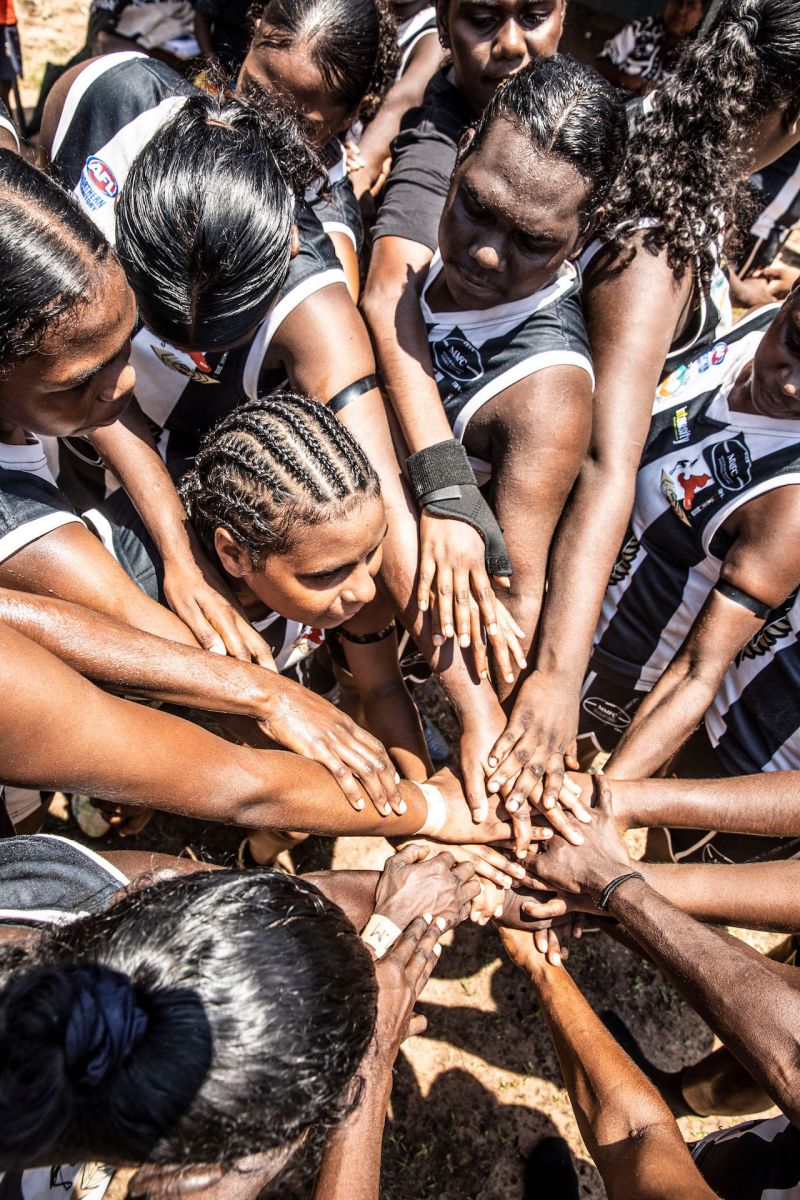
<box><xmin>64</xmin><ymin>966</ymin><xmax>148</xmax><ymax>1087</ymax></box>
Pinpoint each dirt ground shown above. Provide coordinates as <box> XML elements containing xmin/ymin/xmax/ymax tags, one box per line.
<box><xmin>15</xmin><ymin>4</ymin><xmax>783</xmax><ymax>1197</ymax></box>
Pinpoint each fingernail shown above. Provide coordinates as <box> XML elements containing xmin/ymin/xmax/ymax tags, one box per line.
<box><xmin>494</xmin><ymin>905</ymin><xmax>504</xmax><ymax>918</ymax></box>
<box><xmin>551</xmin><ymin>952</ymin><xmax>562</xmax><ymax>966</ymax></box>
<box><xmin>419</xmin><ymin>600</ymin><xmax>428</xmax><ymax>611</ymax></box>
<box><xmin>578</xmin><ymin>811</ymin><xmax>592</xmax><ymax>823</ymax></box>
<box><xmin>394</xmin><ymin>771</ymin><xmax>401</xmax><ymax>783</ymax></box>
<box><xmin>488</xmin><ymin>781</ymin><xmax>499</xmax><ymax>793</ymax></box>
<box><xmin>398</xmin><ymin>800</ymin><xmax>407</xmax><ymax>814</ymax></box>
<box><xmin>506</xmin><ymin>673</ymin><xmax>514</xmax><ymax>683</ymax></box>
<box><xmin>517</xmin><ymin>849</ymin><xmax>528</xmax><ymax>860</ymax></box>
<box><xmin>423</xmin><ymin>912</ymin><xmax>433</xmax><ymax>923</ymax></box>
<box><xmin>435</xmin><ymin>915</ymin><xmax>447</xmax><ymax>931</ymax></box>
<box><xmin>470</xmin><ymin>911</ymin><xmax>479</xmax><ymax>922</ymax></box>
<box><xmin>433</xmin><ymin>943</ymin><xmax>442</xmax><ymax>956</ymax></box>
<box><xmin>444</xmin><ymin>624</ymin><xmax>454</xmax><ymax>637</ymax></box>
<box><xmin>572</xmin><ymin>833</ymin><xmax>585</xmax><ymax>845</ymax></box>
<box><xmin>488</xmin><ymin>757</ymin><xmax>497</xmax><ymax>768</ymax></box>
<box><xmin>460</xmin><ymin>634</ymin><xmax>470</xmax><ymax>648</ymax></box>
<box><xmin>511</xmin><ymin>864</ymin><xmax>525</xmax><ymax>878</ymax></box>
<box><xmin>383</xmin><ymin>803</ymin><xmax>391</xmax><ymax>815</ymax></box>
<box><xmin>475</xmin><ymin>806</ymin><xmax>488</xmax><ymax>822</ymax></box>
<box><xmin>541</xmin><ymin>828</ymin><xmax>553</xmax><ymax>838</ymax></box>
<box><xmin>433</xmin><ymin>634</ymin><xmax>444</xmax><ymax>647</ymax></box>
<box><xmin>506</xmin><ymin>799</ymin><xmax>519</xmax><ymax>813</ymax></box>
<box><xmin>356</xmin><ymin>799</ymin><xmax>365</xmax><ymax>810</ymax></box>
<box><xmin>544</xmin><ymin>798</ymin><xmax>555</xmax><ymax>809</ymax></box>
<box><xmin>502</xmin><ymin>876</ymin><xmax>513</xmax><ymax>888</ymax></box>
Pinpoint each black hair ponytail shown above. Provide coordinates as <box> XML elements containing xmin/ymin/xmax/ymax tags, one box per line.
<box><xmin>115</xmin><ymin>91</ymin><xmax>321</xmax><ymax>351</ymax></box>
<box><xmin>248</xmin><ymin>0</ymin><xmax>399</xmax><ymax>125</ymax></box>
<box><xmin>603</xmin><ymin>0</ymin><xmax>800</xmax><ymax>284</ymax></box>
<box><xmin>0</xmin><ymin>871</ymin><xmax>376</xmax><ymax>1170</ymax></box>
<box><xmin>0</xmin><ymin>149</ymin><xmax>114</xmax><ymax>373</ymax></box>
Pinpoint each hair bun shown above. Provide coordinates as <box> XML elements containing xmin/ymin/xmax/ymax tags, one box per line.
<box><xmin>64</xmin><ymin>966</ymin><xmax>148</xmax><ymax>1087</ymax></box>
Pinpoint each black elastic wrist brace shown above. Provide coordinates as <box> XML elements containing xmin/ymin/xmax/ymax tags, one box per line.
<box><xmin>406</xmin><ymin>439</ymin><xmax>512</xmax><ymax>577</ymax></box>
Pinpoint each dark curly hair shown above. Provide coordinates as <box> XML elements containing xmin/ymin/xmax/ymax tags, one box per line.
<box><xmin>246</xmin><ymin>0</ymin><xmax>399</xmax><ymax>125</ymax></box>
<box><xmin>180</xmin><ymin>392</ymin><xmax>381</xmax><ymax>567</ymax></box>
<box><xmin>603</xmin><ymin>0</ymin><xmax>800</xmax><ymax>285</ymax></box>
<box><xmin>116</xmin><ymin>89</ymin><xmax>321</xmax><ymax>351</ymax></box>
<box><xmin>0</xmin><ymin>149</ymin><xmax>114</xmax><ymax>373</ymax></box>
<box><xmin>0</xmin><ymin>870</ymin><xmax>377</xmax><ymax>1170</ymax></box>
<box><xmin>463</xmin><ymin>56</ymin><xmax>626</xmax><ymax>233</ymax></box>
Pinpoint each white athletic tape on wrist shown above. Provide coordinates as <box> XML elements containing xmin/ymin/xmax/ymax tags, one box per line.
<box><xmin>361</xmin><ymin>913</ymin><xmax>403</xmax><ymax>958</ymax></box>
<box><xmin>418</xmin><ymin>782</ymin><xmax>447</xmax><ymax>838</ymax></box>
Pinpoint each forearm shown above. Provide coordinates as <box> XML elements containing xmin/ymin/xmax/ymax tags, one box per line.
<box><xmin>607</xmin><ymin>670</ymin><xmax>717</xmax><ymax>780</ymax></box>
<box><xmin>534</xmin><ymin>456</ymin><xmax>635</xmax><ymax>685</ymax></box>
<box><xmin>0</xmin><ymin>588</ymin><xmax>270</xmax><ymax>714</ymax></box>
<box><xmin>532</xmin><ymin>963</ymin><xmax>710</xmax><ymax>1199</ymax></box>
<box><xmin>639</xmin><ymin>860</ymin><xmax>800</xmax><ymax>931</ymax></box>
<box><xmin>609</xmin><ymin>878</ymin><xmax>800</xmax><ymax>1123</ymax></box>
<box><xmin>613</xmin><ymin>771</ymin><xmax>800</xmax><ymax>838</ymax></box>
<box><xmin>194</xmin><ymin>10</ymin><xmax>215</xmax><ymax>56</ymax></box>
<box><xmin>360</xmin><ymin>678</ymin><xmax>432</xmax><ymax>780</ymax></box>
<box><xmin>313</xmin><ymin>1057</ymin><xmax>393</xmax><ymax>1200</ymax></box>
<box><xmin>361</xmin><ymin>249</ymin><xmax>450</xmax><ymax>454</ymax></box>
<box><xmin>304</xmin><ymin>870</ymin><xmax>381</xmax><ymax>930</ymax></box>
<box><xmin>90</xmin><ymin>408</ymin><xmax>197</xmax><ymax>568</ymax></box>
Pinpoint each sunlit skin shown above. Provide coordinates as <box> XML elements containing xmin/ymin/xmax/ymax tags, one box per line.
<box><xmin>0</xmin><ymin>257</ymin><xmax>137</xmax><ymax>441</ymax></box>
<box><xmin>431</xmin><ymin>118</ymin><xmax>590</xmax><ymax>311</ymax></box>
<box><xmin>662</xmin><ymin>0</ymin><xmax>703</xmax><ymax>42</ymax></box>
<box><xmin>729</xmin><ymin>289</ymin><xmax>800</xmax><ymax>421</ymax></box>
<box><xmin>740</xmin><ymin>104</ymin><xmax>800</xmax><ymax>176</ymax></box>
<box><xmin>215</xmin><ymin>494</ymin><xmax>389</xmax><ymax>627</ymax></box>
<box><xmin>238</xmin><ymin>24</ymin><xmax>353</xmax><ymax>151</ymax></box>
<box><xmin>439</xmin><ymin>0</ymin><xmax>564</xmax><ymax>117</ymax></box>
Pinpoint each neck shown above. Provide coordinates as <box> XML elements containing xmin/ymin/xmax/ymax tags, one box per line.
<box><xmin>727</xmin><ymin>361</ymin><xmax>756</xmax><ymax>415</ymax></box>
<box><xmin>0</xmin><ymin>424</ymin><xmax>29</xmax><ymax>445</ymax></box>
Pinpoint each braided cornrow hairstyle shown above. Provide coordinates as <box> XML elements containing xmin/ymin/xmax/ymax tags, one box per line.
<box><xmin>247</xmin><ymin>0</ymin><xmax>399</xmax><ymax>126</ymax></box>
<box><xmin>179</xmin><ymin>392</ymin><xmax>381</xmax><ymax>566</ymax></box>
<box><xmin>602</xmin><ymin>0</ymin><xmax>800</xmax><ymax>286</ymax></box>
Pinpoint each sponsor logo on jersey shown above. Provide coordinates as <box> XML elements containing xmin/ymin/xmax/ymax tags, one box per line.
<box><xmin>581</xmin><ymin>696</ymin><xmax>632</xmax><ymax>731</ymax></box>
<box><xmin>151</xmin><ymin>345</ymin><xmax>219</xmax><ymax>384</ymax></box>
<box><xmin>79</xmin><ymin>156</ymin><xmax>118</xmax><ymax>212</ymax></box>
<box><xmin>659</xmin><ymin>342</ymin><xmax>728</xmax><ymax>400</ymax></box>
<box><xmin>672</xmin><ymin>406</ymin><xmax>691</xmax><ymax>444</ymax></box>
<box><xmin>431</xmin><ymin>331</ymin><xmax>484</xmax><ymax>388</ymax></box>
<box><xmin>709</xmin><ymin>434</ymin><xmax>752</xmax><ymax>492</ymax></box>
<box><xmin>657</xmin><ymin>363</ymin><xmax>688</xmax><ymax>399</ymax></box>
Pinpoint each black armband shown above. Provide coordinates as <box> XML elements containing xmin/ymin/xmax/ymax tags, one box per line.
<box><xmin>327</xmin><ymin>374</ymin><xmax>378</xmax><ymax>414</ymax></box>
<box><xmin>714</xmin><ymin>580</ymin><xmax>773</xmax><ymax>621</ymax></box>
<box><xmin>406</xmin><ymin>439</ymin><xmax>512</xmax><ymax>577</ymax></box>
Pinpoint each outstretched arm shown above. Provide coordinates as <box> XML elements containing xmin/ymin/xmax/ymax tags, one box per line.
<box><xmin>501</xmin><ymin>929</ymin><xmax>718</xmax><ymax>1200</ymax></box>
<box><xmin>90</xmin><ymin>400</ymin><xmax>275</xmax><ymax>665</ymax></box>
<box><xmin>0</xmin><ymin>624</ymin><xmax>510</xmax><ymax>843</ymax></box>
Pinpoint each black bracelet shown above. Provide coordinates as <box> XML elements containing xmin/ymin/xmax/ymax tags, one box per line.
<box><xmin>596</xmin><ymin>871</ymin><xmax>645</xmax><ymax>911</ymax></box>
<box><xmin>327</xmin><ymin>374</ymin><xmax>378</xmax><ymax>415</ymax></box>
<box><xmin>337</xmin><ymin>620</ymin><xmax>397</xmax><ymax>645</ymax></box>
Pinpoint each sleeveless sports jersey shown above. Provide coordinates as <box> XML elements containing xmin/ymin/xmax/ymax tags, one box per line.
<box><xmin>740</xmin><ymin>143</ymin><xmax>800</xmax><ymax>276</ymax></box>
<box><xmin>50</xmin><ymin>53</ymin><xmax>347</xmax><ymax>482</ymax></box>
<box><xmin>592</xmin><ymin>305</ymin><xmax>800</xmax><ymax>701</ymax></box>
<box><xmin>305</xmin><ymin>137</ymin><xmax>363</xmax><ymax>255</ymax></box>
<box><xmin>0</xmin><ymin>437</ymin><xmax>84</xmax><ymax>566</ymax></box>
<box><xmin>396</xmin><ymin>6</ymin><xmax>437</xmax><ymax>76</ymax></box>
<box><xmin>420</xmin><ymin>254</ymin><xmax>593</xmax><ymax>481</ymax></box>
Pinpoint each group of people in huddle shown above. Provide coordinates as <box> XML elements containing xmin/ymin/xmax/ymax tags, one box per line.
<box><xmin>1</xmin><ymin>0</ymin><xmax>800</xmax><ymax>1195</ymax></box>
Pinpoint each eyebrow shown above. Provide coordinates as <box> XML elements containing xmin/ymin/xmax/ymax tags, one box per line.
<box><xmin>60</xmin><ymin>313</ymin><xmax>138</xmax><ymax>390</ymax></box>
<box><xmin>302</xmin><ymin>524</ymin><xmax>390</xmax><ymax>577</ymax></box>
<box><xmin>460</xmin><ymin>178</ymin><xmax>562</xmax><ymax>243</ymax></box>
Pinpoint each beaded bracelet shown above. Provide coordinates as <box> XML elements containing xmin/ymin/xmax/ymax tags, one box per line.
<box><xmin>338</xmin><ymin>620</ymin><xmax>397</xmax><ymax>645</ymax></box>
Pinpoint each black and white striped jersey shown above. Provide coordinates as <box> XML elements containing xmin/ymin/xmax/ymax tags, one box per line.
<box><xmin>396</xmin><ymin>6</ymin><xmax>437</xmax><ymax>76</ymax></box>
<box><xmin>740</xmin><ymin>143</ymin><xmax>800</xmax><ymax>276</ymax></box>
<box><xmin>592</xmin><ymin>305</ymin><xmax>800</xmax><ymax>724</ymax></box>
<box><xmin>49</xmin><ymin>52</ymin><xmax>347</xmax><ymax>479</ymax></box>
<box><xmin>420</xmin><ymin>254</ymin><xmax>593</xmax><ymax>482</ymax></box>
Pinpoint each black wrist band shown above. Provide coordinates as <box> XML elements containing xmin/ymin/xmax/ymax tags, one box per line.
<box><xmin>327</xmin><ymin>374</ymin><xmax>378</xmax><ymax>415</ymax></box>
<box><xmin>337</xmin><ymin>620</ymin><xmax>396</xmax><ymax>645</ymax></box>
<box><xmin>596</xmin><ymin>871</ymin><xmax>644</xmax><ymax>911</ymax></box>
<box><xmin>714</xmin><ymin>580</ymin><xmax>772</xmax><ymax>621</ymax></box>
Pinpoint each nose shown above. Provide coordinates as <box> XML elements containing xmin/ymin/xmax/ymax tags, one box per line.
<box><xmin>350</xmin><ymin>563</ymin><xmax>377</xmax><ymax>608</ymax></box>
<box><xmin>98</xmin><ymin>360</ymin><xmax>136</xmax><ymax>404</ymax></box>
<box><xmin>492</xmin><ymin>17</ymin><xmax>526</xmax><ymax>63</ymax></box>
<box><xmin>471</xmin><ymin>232</ymin><xmax>507</xmax><ymax>274</ymax></box>
<box><xmin>779</xmin><ymin>367</ymin><xmax>800</xmax><ymax>399</ymax></box>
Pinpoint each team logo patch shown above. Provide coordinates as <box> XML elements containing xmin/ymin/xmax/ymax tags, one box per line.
<box><xmin>709</xmin><ymin>435</ymin><xmax>752</xmax><ymax>492</ymax></box>
<box><xmin>79</xmin><ymin>156</ymin><xmax>118</xmax><ymax>212</ymax></box>
<box><xmin>581</xmin><ymin>696</ymin><xmax>632</xmax><ymax>732</ymax></box>
<box><xmin>151</xmin><ymin>345</ymin><xmax>219</xmax><ymax>384</ymax></box>
<box><xmin>431</xmin><ymin>330</ymin><xmax>484</xmax><ymax>387</ymax></box>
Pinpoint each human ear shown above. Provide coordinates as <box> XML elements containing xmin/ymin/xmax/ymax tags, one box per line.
<box><xmin>289</xmin><ymin>224</ymin><xmax>300</xmax><ymax>259</ymax></box>
<box><xmin>435</xmin><ymin>0</ymin><xmax>450</xmax><ymax>48</ymax></box>
<box><xmin>214</xmin><ymin>527</ymin><xmax>255</xmax><ymax>579</ymax></box>
<box><xmin>570</xmin><ymin>206</ymin><xmax>604</xmax><ymax>259</ymax></box>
